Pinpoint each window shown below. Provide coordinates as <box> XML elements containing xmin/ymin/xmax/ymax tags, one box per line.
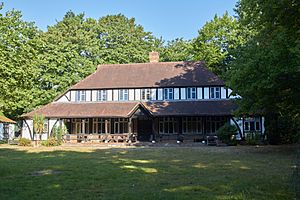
<box><xmin>43</xmin><ymin>121</ymin><xmax>48</xmax><ymax>133</ymax></box>
<box><xmin>97</xmin><ymin>90</ymin><xmax>107</xmax><ymax>101</ymax></box>
<box><xmin>244</xmin><ymin>118</ymin><xmax>260</xmax><ymax>132</ymax></box>
<box><xmin>159</xmin><ymin>117</ymin><xmax>178</xmax><ymax>134</ymax></box>
<box><xmin>141</xmin><ymin>89</ymin><xmax>151</xmax><ymax>101</ymax></box>
<box><xmin>119</xmin><ymin>89</ymin><xmax>129</xmax><ymax>101</ymax></box>
<box><xmin>75</xmin><ymin>90</ymin><xmax>86</xmax><ymax>102</ymax></box>
<box><xmin>186</xmin><ymin>87</ymin><xmax>197</xmax><ymax>99</ymax></box>
<box><xmin>113</xmin><ymin>118</ymin><xmax>129</xmax><ymax>134</ymax></box>
<box><xmin>182</xmin><ymin>117</ymin><xmax>202</xmax><ymax>134</ymax></box>
<box><xmin>92</xmin><ymin>118</ymin><xmax>110</xmax><ymax>134</ymax></box>
<box><xmin>205</xmin><ymin>116</ymin><xmax>227</xmax><ymax>134</ymax></box>
<box><xmin>210</xmin><ymin>87</ymin><xmax>221</xmax><ymax>99</ymax></box>
<box><xmin>71</xmin><ymin>118</ymin><xmax>89</xmax><ymax>134</ymax></box>
<box><xmin>163</xmin><ymin>88</ymin><xmax>174</xmax><ymax>100</ymax></box>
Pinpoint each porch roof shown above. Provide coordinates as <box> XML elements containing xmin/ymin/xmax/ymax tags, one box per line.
<box><xmin>22</xmin><ymin>102</ymin><xmax>141</xmax><ymax>118</ymax></box>
<box><xmin>22</xmin><ymin>100</ymin><xmax>237</xmax><ymax>118</ymax></box>
<box><xmin>142</xmin><ymin>100</ymin><xmax>238</xmax><ymax>116</ymax></box>
<box><xmin>0</xmin><ymin>116</ymin><xmax>16</xmax><ymax>124</ymax></box>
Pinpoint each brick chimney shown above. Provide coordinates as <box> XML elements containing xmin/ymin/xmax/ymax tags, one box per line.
<box><xmin>149</xmin><ymin>52</ymin><xmax>159</xmax><ymax>63</ymax></box>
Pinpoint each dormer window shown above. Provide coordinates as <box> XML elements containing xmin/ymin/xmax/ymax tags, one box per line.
<box><xmin>97</xmin><ymin>90</ymin><xmax>107</xmax><ymax>101</ymax></box>
<box><xmin>141</xmin><ymin>89</ymin><xmax>151</xmax><ymax>101</ymax></box>
<box><xmin>75</xmin><ymin>90</ymin><xmax>86</xmax><ymax>102</ymax></box>
<box><xmin>164</xmin><ymin>88</ymin><xmax>174</xmax><ymax>100</ymax></box>
<box><xmin>186</xmin><ymin>87</ymin><xmax>196</xmax><ymax>99</ymax></box>
<box><xmin>119</xmin><ymin>89</ymin><xmax>128</xmax><ymax>101</ymax></box>
<box><xmin>210</xmin><ymin>87</ymin><xmax>220</xmax><ymax>99</ymax></box>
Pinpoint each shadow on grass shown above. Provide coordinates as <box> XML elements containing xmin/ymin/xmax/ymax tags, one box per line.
<box><xmin>0</xmin><ymin>145</ymin><xmax>298</xmax><ymax>200</ymax></box>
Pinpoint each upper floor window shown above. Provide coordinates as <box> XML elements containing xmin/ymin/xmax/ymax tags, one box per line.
<box><xmin>164</xmin><ymin>88</ymin><xmax>174</xmax><ymax>100</ymax></box>
<box><xmin>186</xmin><ymin>87</ymin><xmax>196</xmax><ymax>99</ymax></box>
<box><xmin>119</xmin><ymin>89</ymin><xmax>128</xmax><ymax>101</ymax></box>
<box><xmin>97</xmin><ymin>90</ymin><xmax>107</xmax><ymax>101</ymax></box>
<box><xmin>76</xmin><ymin>90</ymin><xmax>86</xmax><ymax>102</ymax></box>
<box><xmin>210</xmin><ymin>87</ymin><xmax>220</xmax><ymax>99</ymax></box>
<box><xmin>141</xmin><ymin>89</ymin><xmax>151</xmax><ymax>101</ymax></box>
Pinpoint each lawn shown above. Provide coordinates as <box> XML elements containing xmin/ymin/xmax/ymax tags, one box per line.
<box><xmin>0</xmin><ymin>145</ymin><xmax>298</xmax><ymax>200</ymax></box>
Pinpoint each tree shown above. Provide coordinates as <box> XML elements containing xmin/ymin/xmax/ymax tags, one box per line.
<box><xmin>0</xmin><ymin>5</ymin><xmax>42</xmax><ymax>118</ymax></box>
<box><xmin>192</xmin><ymin>12</ymin><xmax>250</xmax><ymax>76</ymax></box>
<box><xmin>159</xmin><ymin>38</ymin><xmax>193</xmax><ymax>62</ymax></box>
<box><xmin>227</xmin><ymin>0</ymin><xmax>300</xmax><ymax>143</ymax></box>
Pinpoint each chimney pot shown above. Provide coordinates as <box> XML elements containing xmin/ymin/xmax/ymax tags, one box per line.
<box><xmin>149</xmin><ymin>52</ymin><xmax>159</xmax><ymax>63</ymax></box>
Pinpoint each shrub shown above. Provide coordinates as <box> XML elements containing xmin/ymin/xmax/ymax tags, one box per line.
<box><xmin>217</xmin><ymin>123</ymin><xmax>238</xmax><ymax>145</ymax></box>
<box><xmin>18</xmin><ymin>138</ymin><xmax>32</xmax><ymax>146</ymax></box>
<box><xmin>41</xmin><ymin>137</ymin><xmax>61</xmax><ymax>147</ymax></box>
<box><xmin>245</xmin><ymin>132</ymin><xmax>261</xmax><ymax>145</ymax></box>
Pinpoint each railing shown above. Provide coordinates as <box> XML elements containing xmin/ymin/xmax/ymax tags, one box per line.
<box><xmin>63</xmin><ymin>133</ymin><xmax>136</xmax><ymax>143</ymax></box>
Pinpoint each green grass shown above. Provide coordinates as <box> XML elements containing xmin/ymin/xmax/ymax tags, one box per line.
<box><xmin>0</xmin><ymin>145</ymin><xmax>298</xmax><ymax>200</ymax></box>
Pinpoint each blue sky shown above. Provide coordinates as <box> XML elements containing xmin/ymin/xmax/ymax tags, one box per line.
<box><xmin>2</xmin><ymin>0</ymin><xmax>238</xmax><ymax>41</ymax></box>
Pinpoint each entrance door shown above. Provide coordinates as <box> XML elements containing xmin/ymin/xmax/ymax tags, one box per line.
<box><xmin>137</xmin><ymin>119</ymin><xmax>152</xmax><ymax>141</ymax></box>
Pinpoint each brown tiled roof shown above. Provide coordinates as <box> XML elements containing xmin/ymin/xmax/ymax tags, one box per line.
<box><xmin>22</xmin><ymin>100</ymin><xmax>237</xmax><ymax>118</ymax></box>
<box><xmin>142</xmin><ymin>100</ymin><xmax>238</xmax><ymax>116</ymax></box>
<box><xmin>71</xmin><ymin>61</ymin><xmax>224</xmax><ymax>89</ymax></box>
<box><xmin>22</xmin><ymin>102</ymin><xmax>140</xmax><ymax>118</ymax></box>
<box><xmin>0</xmin><ymin>116</ymin><xmax>16</xmax><ymax>123</ymax></box>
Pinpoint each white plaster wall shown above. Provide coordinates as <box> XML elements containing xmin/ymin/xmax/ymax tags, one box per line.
<box><xmin>197</xmin><ymin>87</ymin><xmax>202</xmax><ymax>99</ymax></box>
<box><xmin>262</xmin><ymin>116</ymin><xmax>265</xmax><ymax>134</ymax></box>
<box><xmin>180</xmin><ymin>88</ymin><xmax>186</xmax><ymax>99</ymax></box>
<box><xmin>106</xmin><ymin>90</ymin><xmax>112</xmax><ymax>101</ymax></box>
<box><xmin>231</xmin><ymin>117</ymin><xmax>243</xmax><ymax>140</ymax></box>
<box><xmin>70</xmin><ymin>90</ymin><xmax>76</xmax><ymax>101</ymax></box>
<box><xmin>86</xmin><ymin>90</ymin><xmax>91</xmax><ymax>102</ymax></box>
<box><xmin>8</xmin><ymin>124</ymin><xmax>15</xmax><ymax>140</ymax></box>
<box><xmin>157</xmin><ymin>89</ymin><xmax>163</xmax><ymax>100</ymax></box>
<box><xmin>174</xmin><ymin>88</ymin><xmax>180</xmax><ymax>100</ymax></box>
<box><xmin>135</xmin><ymin>89</ymin><xmax>141</xmax><ymax>101</ymax></box>
<box><xmin>151</xmin><ymin>88</ymin><xmax>157</xmax><ymax>100</ymax></box>
<box><xmin>91</xmin><ymin>90</ymin><xmax>97</xmax><ymax>101</ymax></box>
<box><xmin>129</xmin><ymin>89</ymin><xmax>135</xmax><ymax>101</ymax></box>
<box><xmin>221</xmin><ymin>87</ymin><xmax>227</xmax><ymax>99</ymax></box>
<box><xmin>113</xmin><ymin>90</ymin><xmax>119</xmax><ymax>101</ymax></box>
<box><xmin>0</xmin><ymin>123</ymin><xmax>3</xmax><ymax>140</ymax></box>
<box><xmin>56</xmin><ymin>91</ymin><xmax>70</xmax><ymax>102</ymax></box>
<box><xmin>22</xmin><ymin>119</ymin><xmax>33</xmax><ymax>140</ymax></box>
<box><xmin>204</xmin><ymin>87</ymin><xmax>209</xmax><ymax>99</ymax></box>
<box><xmin>49</xmin><ymin>119</ymin><xmax>58</xmax><ymax>137</ymax></box>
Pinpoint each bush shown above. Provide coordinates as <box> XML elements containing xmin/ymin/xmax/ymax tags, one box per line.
<box><xmin>40</xmin><ymin>137</ymin><xmax>61</xmax><ymax>147</ymax></box>
<box><xmin>217</xmin><ymin>123</ymin><xmax>238</xmax><ymax>145</ymax></box>
<box><xmin>18</xmin><ymin>138</ymin><xmax>32</xmax><ymax>146</ymax></box>
<box><xmin>245</xmin><ymin>132</ymin><xmax>261</xmax><ymax>145</ymax></box>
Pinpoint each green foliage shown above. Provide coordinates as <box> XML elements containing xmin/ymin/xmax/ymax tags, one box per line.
<box><xmin>18</xmin><ymin>138</ymin><xmax>32</xmax><ymax>146</ymax></box>
<box><xmin>52</xmin><ymin>124</ymin><xmax>67</xmax><ymax>143</ymax></box>
<box><xmin>245</xmin><ymin>133</ymin><xmax>261</xmax><ymax>145</ymax></box>
<box><xmin>227</xmin><ymin>0</ymin><xmax>300</xmax><ymax>143</ymax></box>
<box><xmin>33</xmin><ymin>114</ymin><xmax>45</xmax><ymax>135</ymax></box>
<box><xmin>40</xmin><ymin>137</ymin><xmax>61</xmax><ymax>147</ymax></box>
<box><xmin>216</xmin><ymin>123</ymin><xmax>238</xmax><ymax>145</ymax></box>
<box><xmin>160</xmin><ymin>38</ymin><xmax>193</xmax><ymax>62</ymax></box>
<box><xmin>192</xmin><ymin>12</ymin><xmax>250</xmax><ymax>76</ymax></box>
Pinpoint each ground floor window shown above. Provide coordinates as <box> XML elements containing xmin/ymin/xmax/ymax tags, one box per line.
<box><xmin>244</xmin><ymin>117</ymin><xmax>260</xmax><ymax>132</ymax></box>
<box><xmin>113</xmin><ymin>118</ymin><xmax>129</xmax><ymax>134</ymax></box>
<box><xmin>159</xmin><ymin>117</ymin><xmax>179</xmax><ymax>134</ymax></box>
<box><xmin>182</xmin><ymin>117</ymin><xmax>202</xmax><ymax>134</ymax></box>
<box><xmin>205</xmin><ymin>116</ymin><xmax>228</xmax><ymax>134</ymax></box>
<box><xmin>71</xmin><ymin>118</ymin><xmax>89</xmax><ymax>134</ymax></box>
<box><xmin>92</xmin><ymin>118</ymin><xmax>110</xmax><ymax>134</ymax></box>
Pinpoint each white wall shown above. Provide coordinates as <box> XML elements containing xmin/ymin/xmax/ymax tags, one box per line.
<box><xmin>49</xmin><ymin>119</ymin><xmax>58</xmax><ymax>137</ymax></box>
<box><xmin>135</xmin><ymin>89</ymin><xmax>141</xmax><ymax>101</ymax></box>
<box><xmin>107</xmin><ymin>90</ymin><xmax>113</xmax><ymax>101</ymax></box>
<box><xmin>180</xmin><ymin>88</ymin><xmax>186</xmax><ymax>99</ymax></box>
<box><xmin>204</xmin><ymin>87</ymin><xmax>209</xmax><ymax>99</ymax></box>
<box><xmin>157</xmin><ymin>89</ymin><xmax>163</xmax><ymax>100</ymax></box>
<box><xmin>221</xmin><ymin>87</ymin><xmax>227</xmax><ymax>99</ymax></box>
<box><xmin>91</xmin><ymin>90</ymin><xmax>97</xmax><ymax>101</ymax></box>
<box><xmin>70</xmin><ymin>90</ymin><xmax>76</xmax><ymax>101</ymax></box>
<box><xmin>197</xmin><ymin>87</ymin><xmax>202</xmax><ymax>99</ymax></box>
<box><xmin>113</xmin><ymin>90</ymin><xmax>119</xmax><ymax>101</ymax></box>
<box><xmin>151</xmin><ymin>88</ymin><xmax>157</xmax><ymax>100</ymax></box>
<box><xmin>86</xmin><ymin>90</ymin><xmax>91</xmax><ymax>102</ymax></box>
<box><xmin>56</xmin><ymin>91</ymin><xmax>70</xmax><ymax>102</ymax></box>
<box><xmin>174</xmin><ymin>88</ymin><xmax>180</xmax><ymax>100</ymax></box>
<box><xmin>22</xmin><ymin>119</ymin><xmax>33</xmax><ymax>140</ymax></box>
<box><xmin>129</xmin><ymin>89</ymin><xmax>135</xmax><ymax>101</ymax></box>
<box><xmin>0</xmin><ymin>123</ymin><xmax>3</xmax><ymax>140</ymax></box>
<box><xmin>230</xmin><ymin>117</ymin><xmax>243</xmax><ymax>140</ymax></box>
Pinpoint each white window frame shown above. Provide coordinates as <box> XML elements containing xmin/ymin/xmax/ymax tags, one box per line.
<box><xmin>141</xmin><ymin>89</ymin><xmax>151</xmax><ymax>101</ymax></box>
<box><xmin>97</xmin><ymin>90</ymin><xmax>107</xmax><ymax>101</ymax></box>
<box><xmin>163</xmin><ymin>88</ymin><xmax>174</xmax><ymax>100</ymax></box>
<box><xmin>186</xmin><ymin>87</ymin><xmax>197</xmax><ymax>99</ymax></box>
<box><xmin>210</xmin><ymin>87</ymin><xmax>221</xmax><ymax>99</ymax></box>
<box><xmin>75</xmin><ymin>90</ymin><xmax>86</xmax><ymax>102</ymax></box>
<box><xmin>119</xmin><ymin>89</ymin><xmax>129</xmax><ymax>101</ymax></box>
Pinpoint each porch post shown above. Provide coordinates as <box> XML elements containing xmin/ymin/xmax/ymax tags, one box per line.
<box><xmin>128</xmin><ymin>118</ymin><xmax>132</xmax><ymax>134</ymax></box>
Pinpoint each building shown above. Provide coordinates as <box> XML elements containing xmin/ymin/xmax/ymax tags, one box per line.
<box><xmin>0</xmin><ymin>115</ymin><xmax>16</xmax><ymax>141</ymax></box>
<box><xmin>21</xmin><ymin>52</ymin><xmax>264</xmax><ymax>143</ymax></box>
